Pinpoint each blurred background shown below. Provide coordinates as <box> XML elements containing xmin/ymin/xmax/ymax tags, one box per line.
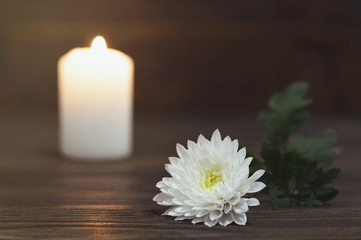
<box><xmin>0</xmin><ymin>0</ymin><xmax>360</xmax><ymax>116</ymax></box>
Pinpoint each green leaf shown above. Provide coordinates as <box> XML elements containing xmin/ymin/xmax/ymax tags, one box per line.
<box><xmin>316</xmin><ymin>187</ymin><xmax>339</xmax><ymax>202</ymax></box>
<box><xmin>294</xmin><ymin>160</ymin><xmax>319</xmax><ymax>187</ymax></box>
<box><xmin>288</xmin><ymin>130</ymin><xmax>338</xmax><ymax>169</ymax></box>
<box><xmin>258</xmin><ymin>82</ymin><xmax>340</xmax><ymax>209</ymax></box>
<box><xmin>261</xmin><ymin>142</ymin><xmax>289</xmax><ymax>186</ymax></box>
<box><xmin>269</xmin><ymin>185</ymin><xmax>295</xmax><ymax>209</ymax></box>
<box><xmin>299</xmin><ymin>198</ymin><xmax>323</xmax><ymax>207</ymax></box>
<box><xmin>261</xmin><ymin>142</ymin><xmax>282</xmax><ymax>173</ymax></box>
<box><xmin>273</xmin><ymin>197</ymin><xmax>294</xmax><ymax>209</ymax></box>
<box><xmin>319</xmin><ymin>168</ymin><xmax>340</xmax><ymax>186</ymax></box>
<box><xmin>269</xmin><ymin>185</ymin><xmax>285</xmax><ymax>198</ymax></box>
<box><xmin>269</xmin><ymin>82</ymin><xmax>312</xmax><ymax>112</ymax></box>
<box><xmin>259</xmin><ymin>82</ymin><xmax>312</xmax><ymax>146</ymax></box>
<box><xmin>311</xmin><ymin>168</ymin><xmax>340</xmax><ymax>189</ymax></box>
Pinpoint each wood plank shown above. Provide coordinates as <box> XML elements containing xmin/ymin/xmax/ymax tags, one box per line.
<box><xmin>0</xmin><ymin>113</ymin><xmax>360</xmax><ymax>239</ymax></box>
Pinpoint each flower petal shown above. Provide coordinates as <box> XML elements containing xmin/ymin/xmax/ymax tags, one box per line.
<box><xmin>238</xmin><ymin>183</ymin><xmax>251</xmax><ymax>196</ymax></box>
<box><xmin>192</xmin><ymin>217</ymin><xmax>205</xmax><ymax>224</ymax></box>
<box><xmin>245</xmin><ymin>198</ymin><xmax>260</xmax><ymax>206</ymax></box>
<box><xmin>242</xmin><ymin>157</ymin><xmax>253</xmax><ymax>168</ymax></box>
<box><xmin>211</xmin><ymin>129</ymin><xmax>222</xmax><ymax>147</ymax></box>
<box><xmin>238</xmin><ymin>147</ymin><xmax>246</xmax><ymax>161</ymax></box>
<box><xmin>233</xmin><ymin>201</ymin><xmax>249</xmax><ymax>214</ymax></box>
<box><xmin>231</xmin><ymin>212</ymin><xmax>247</xmax><ymax>225</ymax></box>
<box><xmin>195</xmin><ymin>209</ymin><xmax>210</xmax><ymax>217</ymax></box>
<box><xmin>168</xmin><ymin>157</ymin><xmax>180</xmax><ymax>167</ymax></box>
<box><xmin>176</xmin><ymin>143</ymin><xmax>190</xmax><ymax>160</ymax></box>
<box><xmin>164</xmin><ymin>164</ymin><xmax>174</xmax><ymax>176</ymax></box>
<box><xmin>184</xmin><ymin>210</ymin><xmax>197</xmax><ymax>217</ymax></box>
<box><xmin>248</xmin><ymin>169</ymin><xmax>265</xmax><ymax>182</ymax></box>
<box><xmin>162</xmin><ymin>177</ymin><xmax>178</xmax><ymax>189</ymax></box>
<box><xmin>155</xmin><ymin>181</ymin><xmax>166</xmax><ymax>189</ymax></box>
<box><xmin>204</xmin><ymin>215</ymin><xmax>218</xmax><ymax>227</ymax></box>
<box><xmin>154</xmin><ymin>129</ymin><xmax>265</xmax><ymax>227</ymax></box>
<box><xmin>153</xmin><ymin>193</ymin><xmax>173</xmax><ymax>205</ymax></box>
<box><xmin>224</xmin><ymin>136</ymin><xmax>231</xmax><ymax>144</ymax></box>
<box><xmin>224</xmin><ymin>202</ymin><xmax>232</xmax><ymax>214</ymax></box>
<box><xmin>187</xmin><ymin>140</ymin><xmax>197</xmax><ymax>151</ymax></box>
<box><xmin>197</xmin><ymin>134</ymin><xmax>205</xmax><ymax>143</ymax></box>
<box><xmin>223</xmin><ymin>136</ymin><xmax>232</xmax><ymax>153</ymax></box>
<box><xmin>174</xmin><ymin>206</ymin><xmax>193</xmax><ymax>213</ymax></box>
<box><xmin>229</xmin><ymin>192</ymin><xmax>241</xmax><ymax>205</ymax></box>
<box><xmin>209</xmin><ymin>210</ymin><xmax>222</xmax><ymax>221</ymax></box>
<box><xmin>248</xmin><ymin>182</ymin><xmax>266</xmax><ymax>193</ymax></box>
<box><xmin>219</xmin><ymin>213</ymin><xmax>233</xmax><ymax>226</ymax></box>
<box><xmin>162</xmin><ymin>207</ymin><xmax>180</xmax><ymax>216</ymax></box>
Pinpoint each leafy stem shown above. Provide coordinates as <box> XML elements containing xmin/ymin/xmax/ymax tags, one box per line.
<box><xmin>254</xmin><ymin>82</ymin><xmax>340</xmax><ymax>209</ymax></box>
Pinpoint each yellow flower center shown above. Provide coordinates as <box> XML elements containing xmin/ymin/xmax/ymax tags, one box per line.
<box><xmin>200</xmin><ymin>165</ymin><xmax>223</xmax><ymax>191</ymax></box>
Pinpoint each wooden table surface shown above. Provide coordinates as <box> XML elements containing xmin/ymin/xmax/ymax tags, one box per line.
<box><xmin>0</xmin><ymin>112</ymin><xmax>360</xmax><ymax>239</ymax></box>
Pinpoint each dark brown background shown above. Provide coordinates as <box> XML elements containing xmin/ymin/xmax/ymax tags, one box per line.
<box><xmin>1</xmin><ymin>0</ymin><xmax>361</xmax><ymax>115</ymax></box>
<box><xmin>0</xmin><ymin>2</ymin><xmax>361</xmax><ymax>239</ymax></box>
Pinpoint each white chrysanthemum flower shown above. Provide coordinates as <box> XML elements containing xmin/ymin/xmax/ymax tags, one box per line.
<box><xmin>153</xmin><ymin>129</ymin><xmax>266</xmax><ymax>227</ymax></box>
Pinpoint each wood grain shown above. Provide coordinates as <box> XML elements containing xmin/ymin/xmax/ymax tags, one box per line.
<box><xmin>0</xmin><ymin>112</ymin><xmax>360</xmax><ymax>239</ymax></box>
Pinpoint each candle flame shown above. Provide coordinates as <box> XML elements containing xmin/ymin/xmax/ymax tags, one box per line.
<box><xmin>91</xmin><ymin>36</ymin><xmax>107</xmax><ymax>51</ymax></box>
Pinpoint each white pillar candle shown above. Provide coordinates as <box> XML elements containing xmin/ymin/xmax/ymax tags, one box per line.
<box><xmin>58</xmin><ymin>36</ymin><xmax>134</xmax><ymax>161</ymax></box>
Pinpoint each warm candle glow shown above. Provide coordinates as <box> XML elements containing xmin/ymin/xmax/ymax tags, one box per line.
<box><xmin>58</xmin><ymin>35</ymin><xmax>134</xmax><ymax>160</ymax></box>
<box><xmin>91</xmin><ymin>36</ymin><xmax>107</xmax><ymax>51</ymax></box>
